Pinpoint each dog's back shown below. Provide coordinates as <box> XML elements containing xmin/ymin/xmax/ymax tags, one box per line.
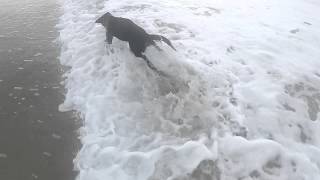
<box><xmin>108</xmin><ymin>16</ymin><xmax>150</xmax><ymax>43</ymax></box>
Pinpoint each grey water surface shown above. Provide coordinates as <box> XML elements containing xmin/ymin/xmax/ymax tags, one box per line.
<box><xmin>0</xmin><ymin>0</ymin><xmax>79</xmax><ymax>179</ymax></box>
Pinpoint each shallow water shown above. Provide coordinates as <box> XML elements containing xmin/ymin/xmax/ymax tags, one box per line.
<box><xmin>0</xmin><ymin>0</ymin><xmax>79</xmax><ymax>179</ymax></box>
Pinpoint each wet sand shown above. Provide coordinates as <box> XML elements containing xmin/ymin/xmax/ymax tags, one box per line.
<box><xmin>0</xmin><ymin>0</ymin><xmax>79</xmax><ymax>179</ymax></box>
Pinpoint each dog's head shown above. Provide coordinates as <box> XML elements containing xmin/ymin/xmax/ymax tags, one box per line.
<box><xmin>95</xmin><ymin>12</ymin><xmax>112</xmax><ymax>27</ymax></box>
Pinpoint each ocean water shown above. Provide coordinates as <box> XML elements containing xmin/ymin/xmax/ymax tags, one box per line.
<box><xmin>57</xmin><ymin>0</ymin><xmax>320</xmax><ymax>179</ymax></box>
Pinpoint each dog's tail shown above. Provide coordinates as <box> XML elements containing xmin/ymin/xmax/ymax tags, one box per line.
<box><xmin>150</xmin><ymin>34</ymin><xmax>176</xmax><ymax>51</ymax></box>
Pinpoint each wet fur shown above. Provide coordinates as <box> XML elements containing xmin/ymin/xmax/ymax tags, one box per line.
<box><xmin>95</xmin><ymin>12</ymin><xmax>176</xmax><ymax>72</ymax></box>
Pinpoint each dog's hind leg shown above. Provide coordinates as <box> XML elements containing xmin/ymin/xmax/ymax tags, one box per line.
<box><xmin>129</xmin><ymin>41</ymin><xmax>164</xmax><ymax>74</ymax></box>
<box><xmin>141</xmin><ymin>54</ymin><xmax>168</xmax><ymax>76</ymax></box>
<box><xmin>141</xmin><ymin>54</ymin><xmax>158</xmax><ymax>71</ymax></box>
<box><xmin>148</xmin><ymin>40</ymin><xmax>162</xmax><ymax>51</ymax></box>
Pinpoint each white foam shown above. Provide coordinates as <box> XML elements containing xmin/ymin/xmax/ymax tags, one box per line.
<box><xmin>36</xmin><ymin>120</ymin><xmax>44</xmax><ymax>123</ymax></box>
<box><xmin>34</xmin><ymin>53</ymin><xmax>43</xmax><ymax>56</ymax></box>
<box><xmin>43</xmin><ymin>152</ymin><xmax>52</xmax><ymax>157</ymax></box>
<box><xmin>31</xmin><ymin>173</ymin><xmax>38</xmax><ymax>179</ymax></box>
<box><xmin>58</xmin><ymin>0</ymin><xmax>320</xmax><ymax>179</ymax></box>
<box><xmin>0</xmin><ymin>153</ymin><xmax>7</xmax><ymax>158</ymax></box>
<box><xmin>29</xmin><ymin>88</ymin><xmax>39</xmax><ymax>91</ymax></box>
<box><xmin>13</xmin><ymin>87</ymin><xmax>23</xmax><ymax>90</ymax></box>
<box><xmin>52</xmin><ymin>133</ymin><xmax>62</xmax><ymax>139</ymax></box>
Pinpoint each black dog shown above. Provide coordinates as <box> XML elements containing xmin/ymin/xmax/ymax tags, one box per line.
<box><xmin>95</xmin><ymin>12</ymin><xmax>176</xmax><ymax>71</ymax></box>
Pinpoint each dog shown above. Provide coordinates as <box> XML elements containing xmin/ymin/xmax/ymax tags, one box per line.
<box><xmin>95</xmin><ymin>12</ymin><xmax>176</xmax><ymax>72</ymax></box>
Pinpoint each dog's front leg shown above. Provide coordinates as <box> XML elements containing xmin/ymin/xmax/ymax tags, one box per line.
<box><xmin>104</xmin><ymin>31</ymin><xmax>114</xmax><ymax>53</ymax></box>
<box><xmin>106</xmin><ymin>31</ymin><xmax>113</xmax><ymax>44</ymax></box>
